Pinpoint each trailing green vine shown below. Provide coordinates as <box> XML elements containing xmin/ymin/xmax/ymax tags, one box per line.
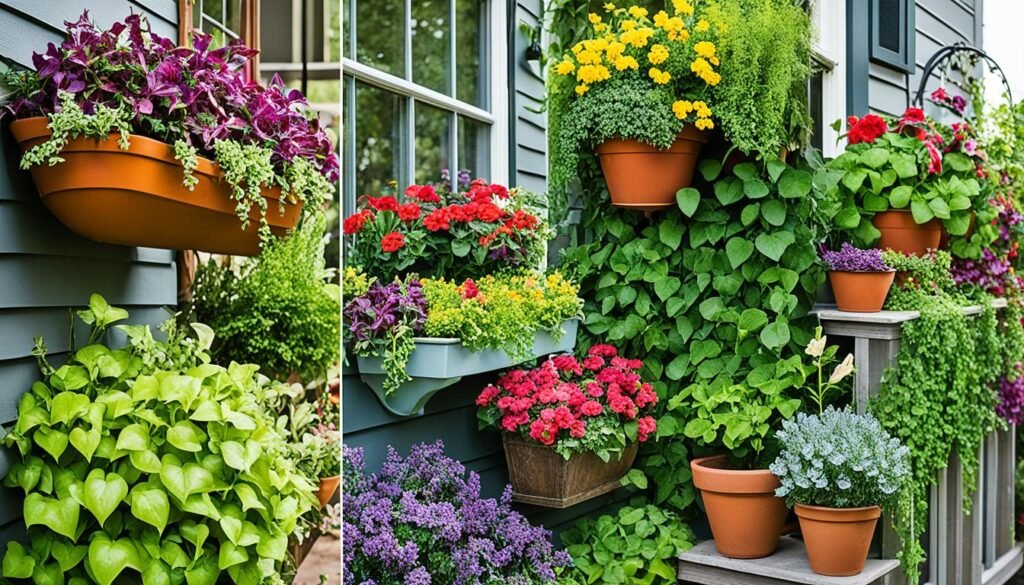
<box><xmin>20</xmin><ymin>92</ymin><xmax>131</xmax><ymax>169</ymax></box>
<box><xmin>869</xmin><ymin>250</ymin><xmax>1015</xmax><ymax>581</ymax></box>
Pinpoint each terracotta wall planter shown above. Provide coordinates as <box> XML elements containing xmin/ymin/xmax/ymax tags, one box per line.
<box><xmin>595</xmin><ymin>125</ymin><xmax>709</xmax><ymax>211</ymax></box>
<box><xmin>690</xmin><ymin>455</ymin><xmax>787</xmax><ymax>559</ymax></box>
<box><xmin>502</xmin><ymin>433</ymin><xmax>637</xmax><ymax>508</ymax></box>
<box><xmin>9</xmin><ymin>117</ymin><xmax>301</xmax><ymax>255</ymax></box>
<box><xmin>872</xmin><ymin>209</ymin><xmax>942</xmax><ymax>256</ymax></box>
<box><xmin>317</xmin><ymin>475</ymin><xmax>340</xmax><ymax>509</ymax></box>
<box><xmin>828</xmin><ymin>270</ymin><xmax>896</xmax><ymax>312</ymax></box>
<box><xmin>795</xmin><ymin>503</ymin><xmax>880</xmax><ymax>576</ymax></box>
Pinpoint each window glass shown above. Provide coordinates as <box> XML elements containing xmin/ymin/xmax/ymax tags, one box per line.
<box><xmin>415</xmin><ymin>103</ymin><xmax>452</xmax><ymax>184</ymax></box>
<box><xmin>412</xmin><ymin>0</ymin><xmax>452</xmax><ymax>94</ymax></box>
<box><xmin>355</xmin><ymin>81</ymin><xmax>404</xmax><ymax>196</ymax></box>
<box><xmin>808</xmin><ymin>70</ymin><xmax>824</xmax><ymax>152</ymax></box>
<box><xmin>456</xmin><ymin>0</ymin><xmax>484</xmax><ymax>106</ymax></box>
<box><xmin>458</xmin><ymin>116</ymin><xmax>490</xmax><ymax>179</ymax></box>
<box><xmin>356</xmin><ymin>0</ymin><xmax>406</xmax><ymax>77</ymax></box>
<box><xmin>225</xmin><ymin>0</ymin><xmax>244</xmax><ymax>36</ymax></box>
<box><xmin>343</xmin><ymin>0</ymin><xmax>350</xmax><ymax>59</ymax></box>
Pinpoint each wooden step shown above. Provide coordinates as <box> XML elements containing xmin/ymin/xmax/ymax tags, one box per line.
<box><xmin>678</xmin><ymin>537</ymin><xmax>900</xmax><ymax>585</ymax></box>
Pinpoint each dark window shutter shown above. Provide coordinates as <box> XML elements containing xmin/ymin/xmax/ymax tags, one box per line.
<box><xmin>870</xmin><ymin>0</ymin><xmax>915</xmax><ymax>73</ymax></box>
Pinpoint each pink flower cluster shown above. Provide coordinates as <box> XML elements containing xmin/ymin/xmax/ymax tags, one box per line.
<box><xmin>477</xmin><ymin>345</ymin><xmax>657</xmax><ymax>448</ymax></box>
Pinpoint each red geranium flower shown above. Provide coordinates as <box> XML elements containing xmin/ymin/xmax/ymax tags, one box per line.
<box><xmin>474</xmin><ymin>203</ymin><xmax>505</xmax><ymax>223</ymax></box>
<box><xmin>405</xmin><ymin>184</ymin><xmax>441</xmax><ymax>203</ymax></box>
<box><xmin>343</xmin><ymin>210</ymin><xmax>373</xmax><ymax>235</ymax></box>
<box><xmin>365</xmin><ymin>195</ymin><xmax>399</xmax><ymax>212</ymax></box>
<box><xmin>900</xmin><ymin>107</ymin><xmax>925</xmax><ymax>125</ymax></box>
<box><xmin>424</xmin><ymin>209</ymin><xmax>451</xmax><ymax>231</ymax></box>
<box><xmin>847</xmin><ymin>114</ymin><xmax>889</xmax><ymax>145</ymax></box>
<box><xmin>397</xmin><ymin>203</ymin><xmax>422</xmax><ymax>222</ymax></box>
<box><xmin>380</xmin><ymin>231</ymin><xmax>405</xmax><ymax>253</ymax></box>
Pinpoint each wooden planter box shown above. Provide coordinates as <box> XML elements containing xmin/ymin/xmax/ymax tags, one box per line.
<box><xmin>502</xmin><ymin>432</ymin><xmax>637</xmax><ymax>508</ymax></box>
<box><xmin>357</xmin><ymin>319</ymin><xmax>578</xmax><ymax>417</ymax></box>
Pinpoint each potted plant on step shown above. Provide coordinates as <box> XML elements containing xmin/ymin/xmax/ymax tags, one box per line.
<box><xmin>770</xmin><ymin>408</ymin><xmax>910</xmax><ymax>576</ymax></box>
<box><xmin>822</xmin><ymin>243</ymin><xmax>896</xmax><ymax>312</ymax></box>
<box><xmin>822</xmin><ymin>108</ymin><xmax>976</xmax><ymax>256</ymax></box>
<box><xmin>549</xmin><ymin>3</ymin><xmax>721</xmax><ymax>210</ymax></box>
<box><xmin>683</xmin><ymin>331</ymin><xmax>854</xmax><ymax>558</ymax></box>
<box><xmin>2</xmin><ymin>13</ymin><xmax>337</xmax><ymax>255</ymax></box>
<box><xmin>477</xmin><ymin>345</ymin><xmax>658</xmax><ymax>508</ymax></box>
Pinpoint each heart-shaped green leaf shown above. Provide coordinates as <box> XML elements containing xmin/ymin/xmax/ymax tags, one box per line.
<box><xmin>86</xmin><ymin>534</ymin><xmax>140</xmax><ymax>585</ymax></box>
<box><xmin>676</xmin><ymin>188</ymin><xmax>700</xmax><ymax>217</ymax></box>
<box><xmin>2</xmin><ymin>542</ymin><xmax>35</xmax><ymax>578</ymax></box>
<box><xmin>218</xmin><ymin>541</ymin><xmax>248</xmax><ymax>570</ymax></box>
<box><xmin>166</xmin><ymin>422</ymin><xmax>202</xmax><ymax>452</ymax></box>
<box><xmin>725</xmin><ymin>238</ymin><xmax>755</xmax><ymax>269</ymax></box>
<box><xmin>69</xmin><ymin>426</ymin><xmax>101</xmax><ymax>462</ymax></box>
<box><xmin>50</xmin><ymin>392</ymin><xmax>91</xmax><ymax>426</ymax></box>
<box><xmin>234</xmin><ymin>483</ymin><xmax>266</xmax><ymax>512</ymax></box>
<box><xmin>159</xmin><ymin>456</ymin><xmax>188</xmax><ymax>503</ymax></box>
<box><xmin>116</xmin><ymin>424</ymin><xmax>150</xmax><ymax>452</ymax></box>
<box><xmin>24</xmin><ymin>493</ymin><xmax>80</xmax><ymax>540</ymax></box>
<box><xmin>130</xmin><ymin>449</ymin><xmax>163</xmax><ymax>474</ymax></box>
<box><xmin>50</xmin><ymin>540</ymin><xmax>87</xmax><ymax>573</ymax></box>
<box><xmin>183</xmin><ymin>551</ymin><xmax>219</xmax><ymax>585</ymax></box>
<box><xmin>83</xmin><ymin>469</ymin><xmax>128</xmax><ymax>526</ymax></box>
<box><xmin>34</xmin><ymin>427</ymin><xmax>69</xmax><ymax>461</ymax></box>
<box><xmin>130</xmin><ymin>486</ymin><xmax>169</xmax><ymax>533</ymax></box>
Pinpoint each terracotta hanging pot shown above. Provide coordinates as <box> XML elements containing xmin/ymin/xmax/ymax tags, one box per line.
<box><xmin>317</xmin><ymin>475</ymin><xmax>340</xmax><ymax>508</ymax></box>
<box><xmin>595</xmin><ymin>125</ymin><xmax>710</xmax><ymax>211</ymax></box>
<box><xmin>795</xmin><ymin>503</ymin><xmax>881</xmax><ymax>576</ymax></box>
<box><xmin>690</xmin><ymin>455</ymin><xmax>787</xmax><ymax>559</ymax></box>
<box><xmin>9</xmin><ymin>117</ymin><xmax>301</xmax><ymax>256</ymax></box>
<box><xmin>872</xmin><ymin>209</ymin><xmax>942</xmax><ymax>256</ymax></box>
<box><xmin>502</xmin><ymin>433</ymin><xmax>637</xmax><ymax>508</ymax></box>
<box><xmin>828</xmin><ymin>270</ymin><xmax>896</xmax><ymax>313</ymax></box>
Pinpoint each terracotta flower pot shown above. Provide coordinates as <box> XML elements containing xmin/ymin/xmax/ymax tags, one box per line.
<box><xmin>595</xmin><ymin>125</ymin><xmax>710</xmax><ymax>211</ymax></box>
<box><xmin>502</xmin><ymin>433</ymin><xmax>637</xmax><ymax>508</ymax></box>
<box><xmin>9</xmin><ymin>117</ymin><xmax>301</xmax><ymax>256</ymax></box>
<box><xmin>795</xmin><ymin>503</ymin><xmax>881</xmax><ymax>576</ymax></box>
<box><xmin>317</xmin><ymin>475</ymin><xmax>340</xmax><ymax>508</ymax></box>
<box><xmin>690</xmin><ymin>455</ymin><xmax>787</xmax><ymax>559</ymax></box>
<box><xmin>872</xmin><ymin>209</ymin><xmax>942</xmax><ymax>256</ymax></box>
<box><xmin>828</xmin><ymin>270</ymin><xmax>896</xmax><ymax>313</ymax></box>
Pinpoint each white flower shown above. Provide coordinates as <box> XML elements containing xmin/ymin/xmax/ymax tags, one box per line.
<box><xmin>828</xmin><ymin>353</ymin><xmax>855</xmax><ymax>384</ymax></box>
<box><xmin>805</xmin><ymin>335</ymin><xmax>827</xmax><ymax>358</ymax></box>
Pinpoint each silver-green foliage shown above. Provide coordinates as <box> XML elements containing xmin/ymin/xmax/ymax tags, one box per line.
<box><xmin>20</xmin><ymin>92</ymin><xmax>131</xmax><ymax>169</ymax></box>
<box><xmin>1</xmin><ymin>294</ymin><xmax>318</xmax><ymax>585</ymax></box>
<box><xmin>771</xmin><ymin>407</ymin><xmax>910</xmax><ymax>509</ymax></box>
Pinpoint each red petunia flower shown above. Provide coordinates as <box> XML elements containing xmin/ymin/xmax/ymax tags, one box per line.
<box><xmin>397</xmin><ymin>202</ymin><xmax>422</xmax><ymax>222</ymax></box>
<box><xmin>847</xmin><ymin>114</ymin><xmax>889</xmax><ymax>145</ymax></box>
<box><xmin>380</xmin><ymin>231</ymin><xmax>405</xmax><ymax>253</ymax></box>
<box><xmin>900</xmin><ymin>107</ymin><xmax>925</xmax><ymax>125</ymax></box>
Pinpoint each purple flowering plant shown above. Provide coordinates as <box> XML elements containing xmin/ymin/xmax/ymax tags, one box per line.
<box><xmin>821</xmin><ymin>242</ymin><xmax>894</xmax><ymax>272</ymax></box>
<box><xmin>997</xmin><ymin>371</ymin><xmax>1024</xmax><ymax>425</ymax></box>
<box><xmin>2</xmin><ymin>12</ymin><xmax>338</xmax><ymax>242</ymax></box>
<box><xmin>343</xmin><ymin>442</ymin><xmax>570</xmax><ymax>585</ymax></box>
<box><xmin>951</xmin><ymin>196</ymin><xmax>1024</xmax><ymax>296</ymax></box>
<box><xmin>343</xmin><ymin>277</ymin><xmax>428</xmax><ymax>393</ymax></box>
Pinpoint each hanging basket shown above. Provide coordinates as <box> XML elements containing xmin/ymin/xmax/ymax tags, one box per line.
<box><xmin>9</xmin><ymin>117</ymin><xmax>301</xmax><ymax>256</ymax></box>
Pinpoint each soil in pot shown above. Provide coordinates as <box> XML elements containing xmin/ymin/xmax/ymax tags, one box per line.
<box><xmin>317</xmin><ymin>475</ymin><xmax>340</xmax><ymax>508</ymax></box>
<box><xmin>872</xmin><ymin>210</ymin><xmax>942</xmax><ymax>256</ymax></box>
<box><xmin>502</xmin><ymin>433</ymin><xmax>637</xmax><ymax>508</ymax></box>
<box><xmin>829</xmin><ymin>270</ymin><xmax>896</xmax><ymax>312</ymax></box>
<box><xmin>595</xmin><ymin>125</ymin><xmax>709</xmax><ymax>211</ymax></box>
<box><xmin>795</xmin><ymin>504</ymin><xmax>880</xmax><ymax>576</ymax></box>
<box><xmin>690</xmin><ymin>455</ymin><xmax>787</xmax><ymax>559</ymax></box>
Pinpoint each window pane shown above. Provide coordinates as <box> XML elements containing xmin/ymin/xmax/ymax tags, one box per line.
<box><xmin>225</xmin><ymin>0</ymin><xmax>243</xmax><ymax>36</ymax></box>
<box><xmin>415</xmin><ymin>103</ymin><xmax>452</xmax><ymax>184</ymax></box>
<box><xmin>355</xmin><ymin>82</ymin><xmax>404</xmax><ymax>197</ymax></box>
<box><xmin>808</xmin><ymin>70</ymin><xmax>824</xmax><ymax>153</ymax></box>
<box><xmin>456</xmin><ymin>0</ymin><xmax>485</xmax><ymax>106</ymax></box>
<box><xmin>356</xmin><ymin>0</ymin><xmax>406</xmax><ymax>77</ymax></box>
<box><xmin>343</xmin><ymin>0</ymin><xmax>350</xmax><ymax>59</ymax></box>
<box><xmin>458</xmin><ymin>116</ymin><xmax>489</xmax><ymax>179</ymax></box>
<box><xmin>412</xmin><ymin>0</ymin><xmax>451</xmax><ymax>94</ymax></box>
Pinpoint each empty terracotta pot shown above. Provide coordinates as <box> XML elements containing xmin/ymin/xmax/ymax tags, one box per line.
<box><xmin>872</xmin><ymin>210</ymin><xmax>942</xmax><ymax>256</ymax></box>
<box><xmin>691</xmin><ymin>455</ymin><xmax>787</xmax><ymax>559</ymax></box>
<box><xmin>9</xmin><ymin>116</ymin><xmax>302</xmax><ymax>255</ymax></box>
<box><xmin>795</xmin><ymin>504</ymin><xmax>881</xmax><ymax>576</ymax></box>
<box><xmin>828</xmin><ymin>270</ymin><xmax>896</xmax><ymax>312</ymax></box>
<box><xmin>317</xmin><ymin>475</ymin><xmax>340</xmax><ymax>508</ymax></box>
<box><xmin>595</xmin><ymin>125</ymin><xmax>710</xmax><ymax>211</ymax></box>
<box><xmin>503</xmin><ymin>433</ymin><xmax>637</xmax><ymax>508</ymax></box>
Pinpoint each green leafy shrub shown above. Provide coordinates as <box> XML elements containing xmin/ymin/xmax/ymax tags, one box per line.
<box><xmin>704</xmin><ymin>0</ymin><xmax>812</xmax><ymax>156</ymax></box>
<box><xmin>191</xmin><ymin>215</ymin><xmax>340</xmax><ymax>382</ymax></box>
<box><xmin>1</xmin><ymin>295</ymin><xmax>318</xmax><ymax>584</ymax></box>
<box><xmin>559</xmin><ymin>500</ymin><xmax>693</xmax><ymax>585</ymax></box>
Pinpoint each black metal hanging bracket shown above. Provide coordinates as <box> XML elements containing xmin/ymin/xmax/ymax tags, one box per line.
<box><xmin>911</xmin><ymin>42</ymin><xmax>1013</xmax><ymax>107</ymax></box>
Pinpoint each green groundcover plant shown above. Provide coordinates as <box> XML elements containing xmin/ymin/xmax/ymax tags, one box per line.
<box><xmin>1</xmin><ymin>295</ymin><xmax>318</xmax><ymax>585</ymax></box>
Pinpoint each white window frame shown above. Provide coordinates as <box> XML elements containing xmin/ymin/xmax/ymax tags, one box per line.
<box><xmin>341</xmin><ymin>0</ymin><xmax>508</xmax><ymax>206</ymax></box>
<box><xmin>811</xmin><ymin>0</ymin><xmax>847</xmax><ymax>157</ymax></box>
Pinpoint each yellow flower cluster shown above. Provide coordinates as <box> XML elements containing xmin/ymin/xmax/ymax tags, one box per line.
<box><xmin>673</xmin><ymin>0</ymin><xmax>695</xmax><ymax>15</ymax></box>
<box><xmin>673</xmin><ymin>99</ymin><xmax>715</xmax><ymax>129</ymax></box>
<box><xmin>343</xmin><ymin>267</ymin><xmax>373</xmax><ymax>300</ymax></box>
<box><xmin>647</xmin><ymin>43</ymin><xmax>669</xmax><ymax>65</ymax></box>
<box><xmin>691</xmin><ymin>56</ymin><xmax>721</xmax><ymax>86</ymax></box>
<box><xmin>649</xmin><ymin>67</ymin><xmax>671</xmax><ymax>84</ymax></box>
<box><xmin>653</xmin><ymin>11</ymin><xmax>688</xmax><ymax>41</ymax></box>
<box><xmin>621</xmin><ymin>26</ymin><xmax>655</xmax><ymax>48</ymax></box>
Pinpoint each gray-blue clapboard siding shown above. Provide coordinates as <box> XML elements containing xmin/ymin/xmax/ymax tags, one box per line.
<box><xmin>343</xmin><ymin>0</ymin><xmax>629</xmax><ymax>541</ymax></box>
<box><xmin>860</xmin><ymin>0</ymin><xmax>984</xmax><ymax>116</ymax></box>
<box><xmin>0</xmin><ymin>0</ymin><xmax>179</xmax><ymax>543</ymax></box>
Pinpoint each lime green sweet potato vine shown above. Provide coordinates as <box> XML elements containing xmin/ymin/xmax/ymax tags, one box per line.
<box><xmin>1</xmin><ymin>295</ymin><xmax>317</xmax><ymax>585</ymax></box>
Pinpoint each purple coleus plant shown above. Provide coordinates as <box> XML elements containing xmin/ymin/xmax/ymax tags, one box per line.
<box><xmin>2</xmin><ymin>11</ymin><xmax>338</xmax><ymax>182</ymax></box>
<box><xmin>821</xmin><ymin>242</ymin><xmax>894</xmax><ymax>272</ymax></box>
<box><xmin>343</xmin><ymin>279</ymin><xmax>428</xmax><ymax>346</ymax></box>
<box><xmin>997</xmin><ymin>370</ymin><xmax>1024</xmax><ymax>425</ymax></box>
<box><xmin>343</xmin><ymin>442</ymin><xmax>570</xmax><ymax>585</ymax></box>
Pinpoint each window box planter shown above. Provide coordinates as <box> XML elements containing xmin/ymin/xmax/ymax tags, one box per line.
<box><xmin>502</xmin><ymin>432</ymin><xmax>637</xmax><ymax>508</ymax></box>
<box><xmin>9</xmin><ymin>117</ymin><xmax>301</xmax><ymax>256</ymax></box>
<box><xmin>357</xmin><ymin>318</ymin><xmax>579</xmax><ymax>416</ymax></box>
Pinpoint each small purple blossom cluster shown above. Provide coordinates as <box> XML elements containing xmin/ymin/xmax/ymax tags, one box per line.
<box><xmin>997</xmin><ymin>371</ymin><xmax>1024</xmax><ymax>425</ymax></box>
<box><xmin>343</xmin><ymin>279</ymin><xmax>427</xmax><ymax>344</ymax></box>
<box><xmin>821</xmin><ymin>243</ymin><xmax>893</xmax><ymax>272</ymax></box>
<box><xmin>343</xmin><ymin>442</ymin><xmax>570</xmax><ymax>584</ymax></box>
<box><xmin>2</xmin><ymin>12</ymin><xmax>338</xmax><ymax>181</ymax></box>
<box><xmin>951</xmin><ymin>197</ymin><xmax>1024</xmax><ymax>295</ymax></box>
